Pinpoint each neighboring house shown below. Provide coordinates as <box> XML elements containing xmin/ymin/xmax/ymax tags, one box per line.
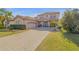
<box><xmin>9</xmin><ymin>12</ymin><xmax>60</xmax><ymax>29</ymax></box>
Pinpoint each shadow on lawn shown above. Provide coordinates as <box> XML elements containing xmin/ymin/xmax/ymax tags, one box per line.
<box><xmin>62</xmin><ymin>32</ymin><xmax>79</xmax><ymax>47</ymax></box>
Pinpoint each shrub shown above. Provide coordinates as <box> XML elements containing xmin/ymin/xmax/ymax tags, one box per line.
<box><xmin>9</xmin><ymin>24</ymin><xmax>26</xmax><ymax>30</ymax></box>
<box><xmin>50</xmin><ymin>23</ymin><xmax>56</xmax><ymax>27</ymax></box>
<box><xmin>50</xmin><ymin>20</ymin><xmax>57</xmax><ymax>27</ymax></box>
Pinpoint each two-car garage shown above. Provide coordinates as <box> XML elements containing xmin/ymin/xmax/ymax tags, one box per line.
<box><xmin>26</xmin><ymin>22</ymin><xmax>37</xmax><ymax>29</ymax></box>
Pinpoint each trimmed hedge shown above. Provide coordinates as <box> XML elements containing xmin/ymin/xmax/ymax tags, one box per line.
<box><xmin>9</xmin><ymin>24</ymin><xmax>26</xmax><ymax>30</ymax></box>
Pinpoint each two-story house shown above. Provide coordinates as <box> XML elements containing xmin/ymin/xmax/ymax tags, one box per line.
<box><xmin>35</xmin><ymin>12</ymin><xmax>60</xmax><ymax>27</ymax></box>
<box><xmin>9</xmin><ymin>12</ymin><xmax>60</xmax><ymax>29</ymax></box>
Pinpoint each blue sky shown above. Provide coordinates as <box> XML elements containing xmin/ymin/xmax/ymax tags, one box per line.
<box><xmin>6</xmin><ymin>8</ymin><xmax>67</xmax><ymax>17</ymax></box>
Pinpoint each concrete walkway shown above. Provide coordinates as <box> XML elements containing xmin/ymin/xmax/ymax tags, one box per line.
<box><xmin>0</xmin><ymin>30</ymin><xmax>49</xmax><ymax>51</ymax></box>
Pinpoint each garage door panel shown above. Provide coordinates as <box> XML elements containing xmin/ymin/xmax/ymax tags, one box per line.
<box><xmin>27</xmin><ymin>23</ymin><xmax>36</xmax><ymax>29</ymax></box>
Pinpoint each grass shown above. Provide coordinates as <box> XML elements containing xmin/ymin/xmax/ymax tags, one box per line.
<box><xmin>36</xmin><ymin>32</ymin><xmax>79</xmax><ymax>51</ymax></box>
<box><xmin>0</xmin><ymin>30</ymin><xmax>26</xmax><ymax>37</ymax></box>
<box><xmin>0</xmin><ymin>32</ymin><xmax>16</xmax><ymax>37</ymax></box>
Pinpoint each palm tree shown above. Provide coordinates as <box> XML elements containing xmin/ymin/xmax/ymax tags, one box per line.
<box><xmin>0</xmin><ymin>8</ymin><xmax>13</xmax><ymax>29</ymax></box>
<box><xmin>4</xmin><ymin>11</ymin><xmax>13</xmax><ymax>28</ymax></box>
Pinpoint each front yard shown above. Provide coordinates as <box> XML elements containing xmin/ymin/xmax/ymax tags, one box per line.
<box><xmin>36</xmin><ymin>32</ymin><xmax>79</xmax><ymax>51</ymax></box>
<box><xmin>0</xmin><ymin>30</ymin><xmax>26</xmax><ymax>37</ymax></box>
<box><xmin>0</xmin><ymin>32</ymin><xmax>16</xmax><ymax>37</ymax></box>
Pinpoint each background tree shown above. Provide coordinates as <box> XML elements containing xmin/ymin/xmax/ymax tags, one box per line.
<box><xmin>0</xmin><ymin>8</ymin><xmax>13</xmax><ymax>29</ymax></box>
<box><xmin>4</xmin><ymin>11</ymin><xmax>13</xmax><ymax>28</ymax></box>
<box><xmin>50</xmin><ymin>20</ymin><xmax>57</xmax><ymax>27</ymax></box>
<box><xmin>62</xmin><ymin>9</ymin><xmax>79</xmax><ymax>33</ymax></box>
<box><xmin>0</xmin><ymin>8</ymin><xmax>6</xmax><ymax>29</ymax></box>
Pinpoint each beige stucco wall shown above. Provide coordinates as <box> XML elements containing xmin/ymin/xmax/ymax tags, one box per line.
<box><xmin>9</xmin><ymin>21</ymin><xmax>15</xmax><ymax>26</ymax></box>
<box><xmin>14</xmin><ymin>18</ymin><xmax>24</xmax><ymax>25</ymax></box>
<box><xmin>9</xmin><ymin>17</ymin><xmax>51</xmax><ymax>28</ymax></box>
<box><xmin>24</xmin><ymin>20</ymin><xmax>37</xmax><ymax>28</ymax></box>
<box><xmin>9</xmin><ymin>18</ymin><xmax>38</xmax><ymax>28</ymax></box>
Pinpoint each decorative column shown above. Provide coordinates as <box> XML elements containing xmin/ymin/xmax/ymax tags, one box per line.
<box><xmin>48</xmin><ymin>21</ymin><xmax>50</xmax><ymax>27</ymax></box>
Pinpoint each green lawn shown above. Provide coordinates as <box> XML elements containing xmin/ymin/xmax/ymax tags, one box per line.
<box><xmin>36</xmin><ymin>32</ymin><xmax>79</xmax><ymax>51</ymax></box>
<box><xmin>0</xmin><ymin>30</ymin><xmax>26</xmax><ymax>37</ymax></box>
<box><xmin>0</xmin><ymin>32</ymin><xmax>17</xmax><ymax>37</ymax></box>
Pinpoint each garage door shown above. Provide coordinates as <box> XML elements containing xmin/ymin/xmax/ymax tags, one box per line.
<box><xmin>27</xmin><ymin>23</ymin><xmax>36</xmax><ymax>29</ymax></box>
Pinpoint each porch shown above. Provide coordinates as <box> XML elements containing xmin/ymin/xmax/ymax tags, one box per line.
<box><xmin>37</xmin><ymin>21</ymin><xmax>50</xmax><ymax>27</ymax></box>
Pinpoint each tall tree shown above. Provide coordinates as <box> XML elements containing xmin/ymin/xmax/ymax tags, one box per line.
<box><xmin>0</xmin><ymin>8</ymin><xmax>6</xmax><ymax>28</ymax></box>
<box><xmin>4</xmin><ymin>11</ymin><xmax>13</xmax><ymax>28</ymax></box>
<box><xmin>62</xmin><ymin>9</ymin><xmax>79</xmax><ymax>33</ymax></box>
<box><xmin>0</xmin><ymin>8</ymin><xmax>13</xmax><ymax>29</ymax></box>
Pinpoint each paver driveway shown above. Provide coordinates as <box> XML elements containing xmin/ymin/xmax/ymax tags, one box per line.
<box><xmin>0</xmin><ymin>30</ymin><xmax>49</xmax><ymax>51</ymax></box>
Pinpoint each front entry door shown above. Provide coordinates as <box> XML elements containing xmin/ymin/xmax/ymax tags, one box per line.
<box><xmin>43</xmin><ymin>22</ymin><xmax>48</xmax><ymax>27</ymax></box>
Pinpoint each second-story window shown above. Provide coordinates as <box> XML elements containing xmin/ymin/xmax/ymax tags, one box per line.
<box><xmin>50</xmin><ymin>16</ymin><xmax>56</xmax><ymax>19</ymax></box>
